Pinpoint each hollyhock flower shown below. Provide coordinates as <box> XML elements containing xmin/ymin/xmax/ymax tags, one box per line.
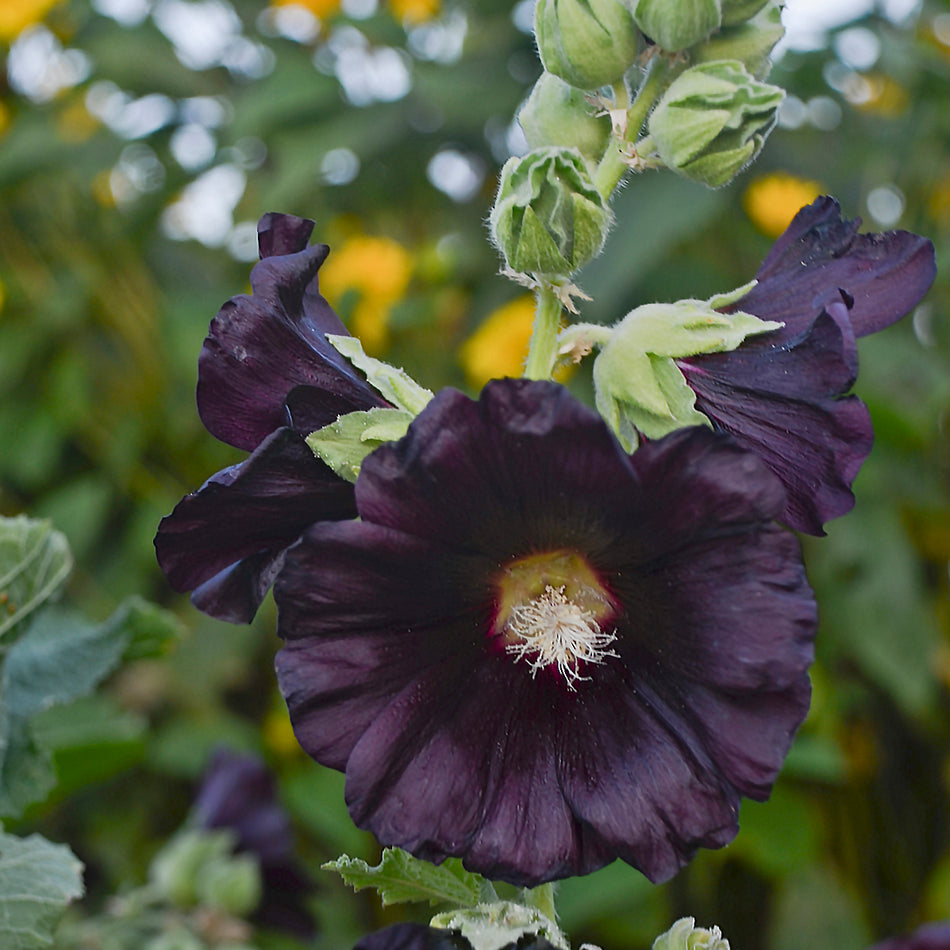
<box><xmin>870</xmin><ymin>923</ymin><xmax>950</xmax><ymax>950</ymax></box>
<box><xmin>155</xmin><ymin>212</ymin><xmax>388</xmax><ymax>622</ymax></box>
<box><xmin>676</xmin><ymin>196</ymin><xmax>935</xmax><ymax>534</ymax></box>
<box><xmin>275</xmin><ymin>377</ymin><xmax>817</xmax><ymax>887</ymax></box>
<box><xmin>193</xmin><ymin>747</ymin><xmax>316</xmax><ymax>938</ymax></box>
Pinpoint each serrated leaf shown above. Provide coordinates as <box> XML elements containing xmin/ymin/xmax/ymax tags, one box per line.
<box><xmin>0</xmin><ymin>516</ymin><xmax>72</xmax><ymax>644</ymax></box>
<box><xmin>0</xmin><ymin>830</ymin><xmax>83</xmax><ymax>949</ymax></box>
<box><xmin>307</xmin><ymin>408</ymin><xmax>415</xmax><ymax>483</ymax></box>
<box><xmin>326</xmin><ymin>335</ymin><xmax>433</xmax><ymax>415</ymax></box>
<box><xmin>323</xmin><ymin>848</ymin><xmax>484</xmax><ymax>907</ymax></box>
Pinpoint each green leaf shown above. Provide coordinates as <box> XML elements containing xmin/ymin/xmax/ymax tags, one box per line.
<box><xmin>306</xmin><ymin>408</ymin><xmax>416</xmax><ymax>482</ymax></box>
<box><xmin>0</xmin><ymin>830</ymin><xmax>83</xmax><ymax>949</ymax></box>
<box><xmin>0</xmin><ymin>516</ymin><xmax>72</xmax><ymax>645</ymax></box>
<box><xmin>0</xmin><ymin>600</ymin><xmax>168</xmax><ymax>817</ymax></box>
<box><xmin>323</xmin><ymin>847</ymin><xmax>486</xmax><ymax>908</ymax></box>
<box><xmin>326</xmin><ymin>335</ymin><xmax>433</xmax><ymax>415</ymax></box>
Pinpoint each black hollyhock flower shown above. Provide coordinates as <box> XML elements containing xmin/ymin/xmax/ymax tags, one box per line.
<box><xmin>155</xmin><ymin>213</ymin><xmax>388</xmax><ymax>622</ymax></box>
<box><xmin>275</xmin><ymin>378</ymin><xmax>817</xmax><ymax>887</ymax></box>
<box><xmin>870</xmin><ymin>923</ymin><xmax>950</xmax><ymax>950</ymax></box>
<box><xmin>677</xmin><ymin>196</ymin><xmax>935</xmax><ymax>535</ymax></box>
<box><xmin>193</xmin><ymin>747</ymin><xmax>316</xmax><ymax>939</ymax></box>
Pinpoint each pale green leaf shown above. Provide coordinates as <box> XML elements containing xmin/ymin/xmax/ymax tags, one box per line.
<box><xmin>0</xmin><ymin>830</ymin><xmax>83</xmax><ymax>949</ymax></box>
<box><xmin>307</xmin><ymin>408</ymin><xmax>415</xmax><ymax>483</ymax></box>
<box><xmin>326</xmin><ymin>335</ymin><xmax>433</xmax><ymax>415</ymax></box>
<box><xmin>0</xmin><ymin>516</ymin><xmax>72</xmax><ymax>644</ymax></box>
<box><xmin>323</xmin><ymin>847</ymin><xmax>485</xmax><ymax>907</ymax></box>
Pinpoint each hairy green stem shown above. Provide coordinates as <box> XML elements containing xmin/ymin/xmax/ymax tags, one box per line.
<box><xmin>524</xmin><ymin>283</ymin><xmax>564</xmax><ymax>381</ymax></box>
<box><xmin>594</xmin><ymin>55</ymin><xmax>675</xmax><ymax>199</ymax></box>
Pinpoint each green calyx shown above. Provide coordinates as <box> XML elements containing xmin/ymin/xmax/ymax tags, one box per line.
<box><xmin>720</xmin><ymin>0</ymin><xmax>770</xmax><ymax>26</ymax></box>
<box><xmin>647</xmin><ymin>59</ymin><xmax>784</xmax><ymax>187</ymax></box>
<box><xmin>535</xmin><ymin>0</ymin><xmax>642</xmax><ymax>90</ymax></box>
<box><xmin>590</xmin><ymin>287</ymin><xmax>781</xmax><ymax>450</ymax></box>
<box><xmin>627</xmin><ymin>0</ymin><xmax>722</xmax><ymax>52</ymax></box>
<box><xmin>653</xmin><ymin>917</ymin><xmax>731</xmax><ymax>950</ymax></box>
<box><xmin>490</xmin><ymin>147</ymin><xmax>613</xmax><ymax>280</ymax></box>
<box><xmin>519</xmin><ymin>73</ymin><xmax>613</xmax><ymax>165</ymax></box>
<box><xmin>691</xmin><ymin>1</ymin><xmax>785</xmax><ymax>79</ymax></box>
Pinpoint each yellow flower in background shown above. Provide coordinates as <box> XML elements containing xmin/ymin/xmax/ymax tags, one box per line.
<box><xmin>320</xmin><ymin>235</ymin><xmax>413</xmax><ymax>354</ymax></box>
<box><xmin>263</xmin><ymin>699</ymin><xmax>305</xmax><ymax>759</ymax></box>
<box><xmin>853</xmin><ymin>73</ymin><xmax>909</xmax><ymax>118</ymax></box>
<box><xmin>0</xmin><ymin>0</ymin><xmax>63</xmax><ymax>41</ymax></box>
<box><xmin>271</xmin><ymin>0</ymin><xmax>341</xmax><ymax>18</ymax></box>
<box><xmin>743</xmin><ymin>172</ymin><xmax>825</xmax><ymax>238</ymax></box>
<box><xmin>460</xmin><ymin>296</ymin><xmax>535</xmax><ymax>387</ymax></box>
<box><xmin>0</xmin><ymin>100</ymin><xmax>10</xmax><ymax>137</ymax></box>
<box><xmin>929</xmin><ymin>172</ymin><xmax>950</xmax><ymax>226</ymax></box>
<box><xmin>388</xmin><ymin>0</ymin><xmax>440</xmax><ymax>24</ymax></box>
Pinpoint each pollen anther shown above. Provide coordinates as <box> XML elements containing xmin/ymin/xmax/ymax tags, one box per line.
<box><xmin>505</xmin><ymin>584</ymin><xmax>618</xmax><ymax>689</ymax></box>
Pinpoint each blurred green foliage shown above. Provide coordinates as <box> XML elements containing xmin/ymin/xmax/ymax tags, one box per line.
<box><xmin>1</xmin><ymin>1</ymin><xmax>949</xmax><ymax>948</ymax></box>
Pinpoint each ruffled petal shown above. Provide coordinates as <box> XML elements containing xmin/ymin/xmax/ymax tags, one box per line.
<box><xmin>730</xmin><ymin>196</ymin><xmax>936</xmax><ymax>341</ymax></box>
<box><xmin>155</xmin><ymin>427</ymin><xmax>356</xmax><ymax>622</ymax></box>
<box><xmin>197</xmin><ymin>215</ymin><xmax>386</xmax><ymax>451</ymax></box>
<box><xmin>679</xmin><ymin>307</ymin><xmax>873</xmax><ymax>534</ymax></box>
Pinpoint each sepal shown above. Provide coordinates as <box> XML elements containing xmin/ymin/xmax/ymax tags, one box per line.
<box><xmin>307</xmin><ymin>408</ymin><xmax>417</xmax><ymax>482</ymax></box>
<box><xmin>627</xmin><ymin>0</ymin><xmax>721</xmax><ymax>52</ymax></box>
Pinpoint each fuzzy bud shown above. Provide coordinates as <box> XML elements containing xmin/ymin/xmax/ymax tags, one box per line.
<box><xmin>721</xmin><ymin>0</ymin><xmax>770</xmax><ymax>26</ymax></box>
<box><xmin>519</xmin><ymin>73</ymin><xmax>613</xmax><ymax>164</ymax></box>
<box><xmin>627</xmin><ymin>0</ymin><xmax>721</xmax><ymax>52</ymax></box>
<box><xmin>653</xmin><ymin>918</ymin><xmax>731</xmax><ymax>950</ymax></box>
<box><xmin>535</xmin><ymin>0</ymin><xmax>642</xmax><ymax>89</ymax></box>
<box><xmin>150</xmin><ymin>830</ymin><xmax>237</xmax><ymax>908</ymax></box>
<box><xmin>692</xmin><ymin>1</ymin><xmax>784</xmax><ymax>78</ymax></box>
<box><xmin>197</xmin><ymin>853</ymin><xmax>263</xmax><ymax>917</ymax></box>
<box><xmin>647</xmin><ymin>59</ymin><xmax>783</xmax><ymax>187</ymax></box>
<box><xmin>489</xmin><ymin>147</ymin><xmax>612</xmax><ymax>278</ymax></box>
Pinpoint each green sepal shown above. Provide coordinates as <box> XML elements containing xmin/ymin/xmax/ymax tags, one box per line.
<box><xmin>306</xmin><ymin>407</ymin><xmax>415</xmax><ymax>483</ymax></box>
<box><xmin>326</xmin><ymin>334</ymin><xmax>433</xmax><ymax>415</ymax></box>
<box><xmin>652</xmin><ymin>917</ymin><xmax>730</xmax><ymax>950</ymax></box>
<box><xmin>692</xmin><ymin>2</ymin><xmax>784</xmax><ymax>78</ymax></box>
<box><xmin>592</xmin><ymin>298</ymin><xmax>781</xmax><ymax>450</ymax></box>
<box><xmin>323</xmin><ymin>847</ymin><xmax>496</xmax><ymax>908</ymax></box>
<box><xmin>431</xmin><ymin>901</ymin><xmax>569</xmax><ymax>950</ymax></box>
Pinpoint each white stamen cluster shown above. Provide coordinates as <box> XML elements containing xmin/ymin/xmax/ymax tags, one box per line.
<box><xmin>505</xmin><ymin>585</ymin><xmax>618</xmax><ymax>690</ymax></box>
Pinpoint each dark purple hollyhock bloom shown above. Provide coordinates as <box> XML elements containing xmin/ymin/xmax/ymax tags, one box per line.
<box><xmin>354</xmin><ymin>924</ymin><xmax>559</xmax><ymax>950</ymax></box>
<box><xmin>870</xmin><ymin>923</ymin><xmax>950</xmax><ymax>950</ymax></box>
<box><xmin>155</xmin><ymin>213</ymin><xmax>388</xmax><ymax>622</ymax></box>
<box><xmin>193</xmin><ymin>747</ymin><xmax>316</xmax><ymax>939</ymax></box>
<box><xmin>676</xmin><ymin>196</ymin><xmax>935</xmax><ymax>535</ymax></box>
<box><xmin>275</xmin><ymin>378</ymin><xmax>817</xmax><ymax>887</ymax></box>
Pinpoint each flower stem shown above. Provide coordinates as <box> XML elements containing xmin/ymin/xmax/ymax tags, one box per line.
<box><xmin>594</xmin><ymin>55</ymin><xmax>675</xmax><ymax>200</ymax></box>
<box><xmin>524</xmin><ymin>283</ymin><xmax>563</xmax><ymax>381</ymax></box>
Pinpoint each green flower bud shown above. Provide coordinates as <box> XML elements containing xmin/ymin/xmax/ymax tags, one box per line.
<box><xmin>720</xmin><ymin>0</ymin><xmax>770</xmax><ymax>26</ymax></box>
<box><xmin>144</xmin><ymin>928</ymin><xmax>206</xmax><ymax>950</ymax></box>
<box><xmin>150</xmin><ymin>829</ymin><xmax>236</xmax><ymax>908</ymax></box>
<box><xmin>692</xmin><ymin>1</ymin><xmax>784</xmax><ymax>78</ymax></box>
<box><xmin>489</xmin><ymin>147</ymin><xmax>612</xmax><ymax>279</ymax></box>
<box><xmin>197</xmin><ymin>853</ymin><xmax>263</xmax><ymax>917</ymax></box>
<box><xmin>653</xmin><ymin>918</ymin><xmax>730</xmax><ymax>950</ymax></box>
<box><xmin>627</xmin><ymin>0</ymin><xmax>721</xmax><ymax>52</ymax></box>
<box><xmin>535</xmin><ymin>0</ymin><xmax>641</xmax><ymax>89</ymax></box>
<box><xmin>518</xmin><ymin>73</ymin><xmax>612</xmax><ymax>165</ymax></box>
<box><xmin>647</xmin><ymin>59</ymin><xmax>784</xmax><ymax>187</ymax></box>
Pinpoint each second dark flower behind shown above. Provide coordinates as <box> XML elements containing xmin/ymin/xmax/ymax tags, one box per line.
<box><xmin>275</xmin><ymin>378</ymin><xmax>817</xmax><ymax>887</ymax></box>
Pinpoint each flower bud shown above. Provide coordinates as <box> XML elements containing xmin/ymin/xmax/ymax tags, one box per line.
<box><xmin>489</xmin><ymin>147</ymin><xmax>612</xmax><ymax>278</ymax></box>
<box><xmin>653</xmin><ymin>918</ymin><xmax>730</xmax><ymax>950</ymax></box>
<box><xmin>691</xmin><ymin>2</ymin><xmax>784</xmax><ymax>78</ymax></box>
<box><xmin>150</xmin><ymin>830</ymin><xmax>237</xmax><ymax>908</ymax></box>
<box><xmin>721</xmin><ymin>0</ymin><xmax>770</xmax><ymax>26</ymax></box>
<box><xmin>535</xmin><ymin>0</ymin><xmax>641</xmax><ymax>89</ymax></box>
<box><xmin>197</xmin><ymin>853</ymin><xmax>263</xmax><ymax>917</ymax></box>
<box><xmin>518</xmin><ymin>73</ymin><xmax>612</xmax><ymax>165</ymax></box>
<box><xmin>627</xmin><ymin>0</ymin><xmax>721</xmax><ymax>52</ymax></box>
<box><xmin>647</xmin><ymin>59</ymin><xmax>783</xmax><ymax>187</ymax></box>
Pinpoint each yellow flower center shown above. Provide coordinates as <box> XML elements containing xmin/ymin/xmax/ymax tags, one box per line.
<box><xmin>492</xmin><ymin>550</ymin><xmax>618</xmax><ymax>689</ymax></box>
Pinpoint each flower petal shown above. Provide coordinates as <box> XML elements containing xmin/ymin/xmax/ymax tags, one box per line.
<box><xmin>155</xmin><ymin>427</ymin><xmax>356</xmax><ymax>622</ymax></box>
<box><xmin>197</xmin><ymin>215</ymin><xmax>387</xmax><ymax>451</ymax></box>
<box><xmin>679</xmin><ymin>307</ymin><xmax>873</xmax><ymax>534</ymax></box>
<box><xmin>730</xmin><ymin>196</ymin><xmax>936</xmax><ymax>341</ymax></box>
